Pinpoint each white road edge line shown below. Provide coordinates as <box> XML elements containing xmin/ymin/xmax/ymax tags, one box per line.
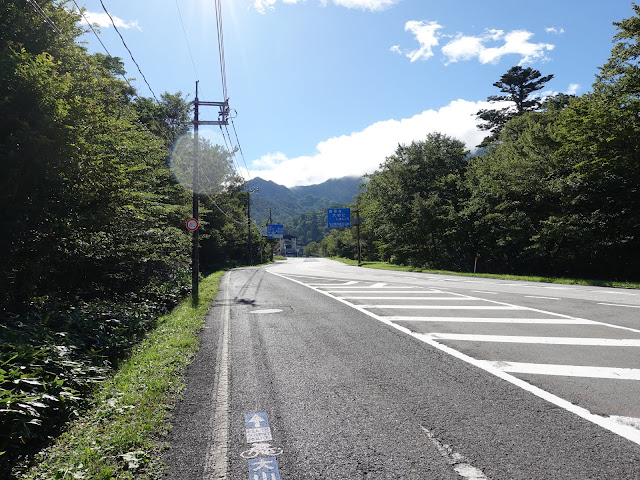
<box><xmin>525</xmin><ymin>295</ymin><xmax>560</xmax><ymax>300</ymax></box>
<box><xmin>203</xmin><ymin>273</ymin><xmax>231</xmax><ymax>479</ymax></box>
<box><xmin>267</xmin><ymin>270</ymin><xmax>640</xmax><ymax>447</ymax></box>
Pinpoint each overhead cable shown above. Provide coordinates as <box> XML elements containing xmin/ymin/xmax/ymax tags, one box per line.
<box><xmin>98</xmin><ymin>0</ymin><xmax>158</xmax><ymax>101</ymax></box>
<box><xmin>175</xmin><ymin>0</ymin><xmax>199</xmax><ymax>80</ymax></box>
<box><xmin>71</xmin><ymin>0</ymin><xmax>136</xmax><ymax>91</ymax></box>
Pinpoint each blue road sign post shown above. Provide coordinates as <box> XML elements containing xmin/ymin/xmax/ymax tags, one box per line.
<box><xmin>327</xmin><ymin>208</ymin><xmax>351</xmax><ymax>229</ymax></box>
<box><xmin>266</xmin><ymin>224</ymin><xmax>284</xmax><ymax>239</ymax></box>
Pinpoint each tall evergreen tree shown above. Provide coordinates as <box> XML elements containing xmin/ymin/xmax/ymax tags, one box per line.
<box><xmin>476</xmin><ymin>66</ymin><xmax>554</xmax><ymax>147</ymax></box>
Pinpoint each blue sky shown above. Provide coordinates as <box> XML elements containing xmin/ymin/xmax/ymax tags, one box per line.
<box><xmin>75</xmin><ymin>0</ymin><xmax>636</xmax><ymax>186</ymax></box>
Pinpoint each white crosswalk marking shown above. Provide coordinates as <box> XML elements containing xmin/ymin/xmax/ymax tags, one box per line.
<box><xmin>271</xmin><ymin>272</ymin><xmax>640</xmax><ymax>446</ymax></box>
<box><xmin>479</xmin><ymin>361</ymin><xmax>640</xmax><ymax>380</ymax></box>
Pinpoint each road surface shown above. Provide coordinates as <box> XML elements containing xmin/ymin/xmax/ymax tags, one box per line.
<box><xmin>163</xmin><ymin>258</ymin><xmax>640</xmax><ymax>479</ymax></box>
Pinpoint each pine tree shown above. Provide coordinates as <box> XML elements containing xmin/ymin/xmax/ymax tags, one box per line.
<box><xmin>476</xmin><ymin>66</ymin><xmax>553</xmax><ymax>147</ymax></box>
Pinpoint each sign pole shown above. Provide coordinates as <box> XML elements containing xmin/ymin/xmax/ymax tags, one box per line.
<box><xmin>355</xmin><ymin>209</ymin><xmax>362</xmax><ymax>266</ymax></box>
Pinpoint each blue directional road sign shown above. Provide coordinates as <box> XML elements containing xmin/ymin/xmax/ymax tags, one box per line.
<box><xmin>266</xmin><ymin>224</ymin><xmax>284</xmax><ymax>239</ymax></box>
<box><xmin>327</xmin><ymin>208</ymin><xmax>351</xmax><ymax>229</ymax></box>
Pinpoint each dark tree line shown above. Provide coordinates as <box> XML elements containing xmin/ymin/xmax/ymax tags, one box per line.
<box><xmin>311</xmin><ymin>4</ymin><xmax>640</xmax><ymax>281</ymax></box>
<box><xmin>0</xmin><ymin>0</ymin><xmax>260</xmax><ymax>472</ymax></box>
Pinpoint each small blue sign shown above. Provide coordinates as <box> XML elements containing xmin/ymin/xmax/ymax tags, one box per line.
<box><xmin>327</xmin><ymin>208</ymin><xmax>351</xmax><ymax>229</ymax></box>
<box><xmin>266</xmin><ymin>224</ymin><xmax>284</xmax><ymax>239</ymax></box>
<box><xmin>248</xmin><ymin>457</ymin><xmax>281</xmax><ymax>480</ymax></box>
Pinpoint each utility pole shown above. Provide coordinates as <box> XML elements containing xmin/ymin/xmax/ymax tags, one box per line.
<box><xmin>246</xmin><ymin>187</ymin><xmax>258</xmax><ymax>265</ymax></box>
<box><xmin>191</xmin><ymin>81</ymin><xmax>229</xmax><ymax>305</ymax></box>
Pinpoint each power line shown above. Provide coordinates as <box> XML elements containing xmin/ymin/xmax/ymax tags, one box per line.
<box><xmin>24</xmin><ymin>0</ymin><xmax>170</xmax><ymax>156</ymax></box>
<box><xmin>219</xmin><ymin>125</ymin><xmax>245</xmax><ymax>183</ymax></box>
<box><xmin>214</xmin><ymin>0</ymin><xmax>228</xmax><ymax>101</ymax></box>
<box><xmin>97</xmin><ymin>0</ymin><xmax>158</xmax><ymax>101</ymax></box>
<box><xmin>229</xmin><ymin>119</ymin><xmax>250</xmax><ymax>177</ymax></box>
<box><xmin>71</xmin><ymin>0</ymin><xmax>136</xmax><ymax>91</ymax></box>
<box><xmin>175</xmin><ymin>0</ymin><xmax>199</xmax><ymax>80</ymax></box>
<box><xmin>25</xmin><ymin>0</ymin><xmax>63</xmax><ymax>34</ymax></box>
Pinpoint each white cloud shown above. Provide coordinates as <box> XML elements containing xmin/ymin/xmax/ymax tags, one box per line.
<box><xmin>253</xmin><ymin>0</ymin><xmax>302</xmax><ymax>14</ymax></box>
<box><xmin>545</xmin><ymin>27</ymin><xmax>565</xmax><ymax>35</ymax></box>
<box><xmin>534</xmin><ymin>83</ymin><xmax>582</xmax><ymax>102</ymax></box>
<box><xmin>247</xmin><ymin>99</ymin><xmax>492</xmax><ymax>187</ymax></box>
<box><xmin>394</xmin><ymin>23</ymin><xmax>555</xmax><ymax>66</ymax></box>
<box><xmin>253</xmin><ymin>0</ymin><xmax>398</xmax><ymax>13</ymax></box>
<box><xmin>332</xmin><ymin>0</ymin><xmax>401</xmax><ymax>11</ymax></box>
<box><xmin>391</xmin><ymin>21</ymin><xmax>443</xmax><ymax>62</ymax></box>
<box><xmin>443</xmin><ymin>29</ymin><xmax>554</xmax><ymax>66</ymax></box>
<box><xmin>567</xmin><ymin>83</ymin><xmax>580</xmax><ymax>95</ymax></box>
<box><xmin>80</xmin><ymin>11</ymin><xmax>141</xmax><ymax>30</ymax></box>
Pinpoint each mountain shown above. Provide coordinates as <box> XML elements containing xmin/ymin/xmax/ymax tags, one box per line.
<box><xmin>248</xmin><ymin>176</ymin><xmax>365</xmax><ymax>233</ymax></box>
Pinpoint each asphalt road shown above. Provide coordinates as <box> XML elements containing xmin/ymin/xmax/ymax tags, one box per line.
<box><xmin>163</xmin><ymin>258</ymin><xmax>640</xmax><ymax>479</ymax></box>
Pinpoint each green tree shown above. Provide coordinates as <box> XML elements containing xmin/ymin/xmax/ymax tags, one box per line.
<box><xmin>465</xmin><ymin>99</ymin><xmax>569</xmax><ymax>275</ymax></box>
<box><xmin>358</xmin><ymin>133</ymin><xmax>469</xmax><ymax>268</ymax></box>
<box><xmin>476</xmin><ymin>66</ymin><xmax>554</xmax><ymax>147</ymax></box>
<box><xmin>552</xmin><ymin>4</ymin><xmax>640</xmax><ymax>279</ymax></box>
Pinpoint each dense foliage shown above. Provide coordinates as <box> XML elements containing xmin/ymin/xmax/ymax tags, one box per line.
<box><xmin>0</xmin><ymin>1</ymin><xmax>256</xmax><ymax>474</ymax></box>
<box><xmin>311</xmin><ymin>4</ymin><xmax>640</xmax><ymax>281</ymax></box>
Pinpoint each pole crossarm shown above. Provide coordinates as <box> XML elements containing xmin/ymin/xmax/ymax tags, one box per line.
<box><xmin>194</xmin><ymin>99</ymin><xmax>230</xmax><ymax>126</ymax></box>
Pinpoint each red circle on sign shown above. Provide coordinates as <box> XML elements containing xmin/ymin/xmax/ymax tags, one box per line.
<box><xmin>186</xmin><ymin>218</ymin><xmax>199</xmax><ymax>231</ymax></box>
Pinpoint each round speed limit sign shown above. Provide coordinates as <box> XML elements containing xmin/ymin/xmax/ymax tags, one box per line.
<box><xmin>186</xmin><ymin>218</ymin><xmax>199</xmax><ymax>231</ymax></box>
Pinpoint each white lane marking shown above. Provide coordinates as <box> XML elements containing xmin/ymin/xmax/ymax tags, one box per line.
<box><xmin>423</xmin><ymin>334</ymin><xmax>640</xmax><ymax>346</ymax></box>
<box><xmin>541</xmin><ymin>286</ymin><xmax>572</xmax><ymax>290</ymax></box>
<box><xmin>471</xmin><ymin>290</ymin><xmax>498</xmax><ymax>295</ymax></box>
<box><xmin>481</xmin><ymin>361</ymin><xmax>640</xmax><ymax>380</ymax></box>
<box><xmin>204</xmin><ymin>273</ymin><xmax>231</xmax><ymax>480</ymax></box>
<box><xmin>433</xmin><ymin>289</ymin><xmax>640</xmax><ymax>334</ymax></box>
<box><xmin>525</xmin><ymin>295</ymin><xmax>560</xmax><ymax>300</ymax></box>
<box><xmin>590</xmin><ymin>290</ymin><xmax>639</xmax><ymax>296</ymax></box>
<box><xmin>387</xmin><ymin>317</ymin><xmax>599</xmax><ymax>325</ymax></box>
<box><xmin>598</xmin><ymin>302</ymin><xmax>640</xmax><ymax>309</ymax></box>
<box><xmin>307</xmin><ymin>281</ymin><xmax>359</xmax><ymax>286</ymax></box>
<box><xmin>421</xmin><ymin>426</ymin><xmax>492</xmax><ymax>480</ymax></box>
<box><xmin>420</xmin><ymin>425</ymin><xmax>489</xmax><ymax>480</ymax></box>
<box><xmin>268</xmin><ymin>271</ymin><xmax>640</xmax><ymax>446</ymax></box>
<box><xmin>362</xmin><ymin>305</ymin><xmax>527</xmax><ymax>310</ymax></box>
<box><xmin>337</xmin><ymin>296</ymin><xmax>478</xmax><ymax>301</ymax></box>
<box><xmin>251</xmin><ymin>309</ymin><xmax>283</xmax><ymax>314</ymax></box>
<box><xmin>369</xmin><ymin>283</ymin><xmax>388</xmax><ymax>288</ymax></box>
<box><xmin>325</xmin><ymin>290</ymin><xmax>440</xmax><ymax>294</ymax></box>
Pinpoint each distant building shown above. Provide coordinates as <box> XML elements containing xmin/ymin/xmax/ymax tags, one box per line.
<box><xmin>279</xmin><ymin>234</ymin><xmax>298</xmax><ymax>256</ymax></box>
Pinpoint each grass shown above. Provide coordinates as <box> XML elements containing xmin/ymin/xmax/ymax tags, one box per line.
<box><xmin>332</xmin><ymin>257</ymin><xmax>640</xmax><ymax>289</ymax></box>
<box><xmin>17</xmin><ymin>271</ymin><xmax>226</xmax><ymax>480</ymax></box>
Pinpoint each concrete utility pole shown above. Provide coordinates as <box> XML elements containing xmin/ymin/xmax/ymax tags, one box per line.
<box><xmin>246</xmin><ymin>187</ymin><xmax>258</xmax><ymax>266</ymax></box>
<box><xmin>192</xmin><ymin>81</ymin><xmax>229</xmax><ymax>305</ymax></box>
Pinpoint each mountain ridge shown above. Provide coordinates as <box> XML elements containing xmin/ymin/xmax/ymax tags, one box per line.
<box><xmin>248</xmin><ymin>175</ymin><xmax>365</xmax><ymax>230</ymax></box>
